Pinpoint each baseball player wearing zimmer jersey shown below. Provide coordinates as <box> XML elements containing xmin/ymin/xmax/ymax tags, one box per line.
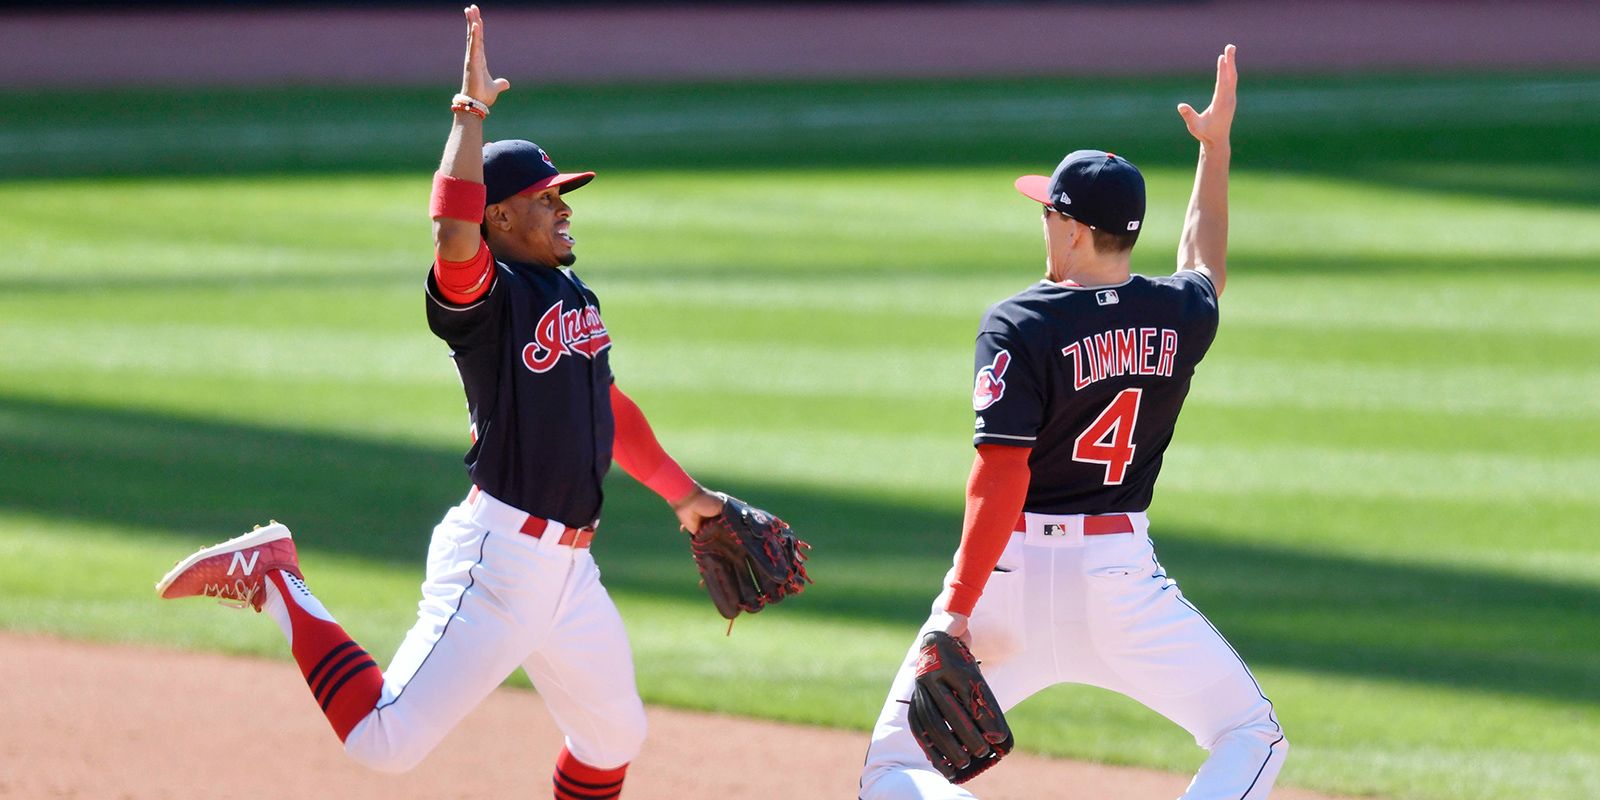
<box><xmin>154</xmin><ymin>7</ymin><xmax>731</xmax><ymax>798</ymax></box>
<box><xmin>861</xmin><ymin>46</ymin><xmax>1289</xmax><ymax>799</ymax></box>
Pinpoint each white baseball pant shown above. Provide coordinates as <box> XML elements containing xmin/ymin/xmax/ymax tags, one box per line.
<box><xmin>860</xmin><ymin>512</ymin><xmax>1287</xmax><ymax>799</ymax></box>
<box><xmin>340</xmin><ymin>489</ymin><xmax>647</xmax><ymax>773</ymax></box>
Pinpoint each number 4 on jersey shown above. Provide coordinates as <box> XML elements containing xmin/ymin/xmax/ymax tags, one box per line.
<box><xmin>1073</xmin><ymin>388</ymin><xmax>1142</xmax><ymax>485</ymax></box>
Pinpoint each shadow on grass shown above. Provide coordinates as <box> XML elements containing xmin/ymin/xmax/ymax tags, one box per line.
<box><xmin>2</xmin><ymin>393</ymin><xmax>1596</xmax><ymax>704</ymax></box>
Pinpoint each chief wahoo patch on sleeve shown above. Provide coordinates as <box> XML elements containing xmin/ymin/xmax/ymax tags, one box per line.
<box><xmin>973</xmin><ymin>350</ymin><xmax>1010</xmax><ymax>410</ymax></box>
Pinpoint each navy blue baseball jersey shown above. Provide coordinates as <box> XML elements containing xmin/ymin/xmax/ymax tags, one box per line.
<box><xmin>971</xmin><ymin>270</ymin><xmax>1218</xmax><ymax>514</ymax></box>
<box><xmin>425</xmin><ymin>259</ymin><xmax>614</xmax><ymax>527</ymax></box>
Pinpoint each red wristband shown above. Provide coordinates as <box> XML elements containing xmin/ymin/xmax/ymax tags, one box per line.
<box><xmin>430</xmin><ymin>173</ymin><xmax>486</xmax><ymax>223</ymax></box>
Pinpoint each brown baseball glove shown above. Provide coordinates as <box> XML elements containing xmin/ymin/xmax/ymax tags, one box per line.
<box><xmin>687</xmin><ymin>494</ymin><xmax>811</xmax><ymax>620</ymax></box>
<box><xmin>907</xmin><ymin>630</ymin><xmax>1013</xmax><ymax>784</ymax></box>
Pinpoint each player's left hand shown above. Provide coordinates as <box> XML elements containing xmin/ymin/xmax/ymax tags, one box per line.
<box><xmin>687</xmin><ymin>494</ymin><xmax>812</xmax><ymax>620</ymax></box>
<box><xmin>928</xmin><ymin>610</ymin><xmax>972</xmax><ymax>647</ymax></box>
<box><xmin>1177</xmin><ymin>43</ymin><xmax>1238</xmax><ymax>149</ymax></box>
<box><xmin>672</xmin><ymin>486</ymin><xmax>725</xmax><ymax>534</ymax></box>
<box><xmin>908</xmin><ymin>630</ymin><xmax>1013</xmax><ymax>784</ymax></box>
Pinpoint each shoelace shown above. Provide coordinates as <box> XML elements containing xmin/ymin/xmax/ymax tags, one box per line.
<box><xmin>208</xmin><ymin>578</ymin><xmax>259</xmax><ymax>610</ymax></box>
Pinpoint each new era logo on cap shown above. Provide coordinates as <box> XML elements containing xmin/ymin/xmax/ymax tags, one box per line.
<box><xmin>1014</xmin><ymin>150</ymin><xmax>1145</xmax><ymax>233</ymax></box>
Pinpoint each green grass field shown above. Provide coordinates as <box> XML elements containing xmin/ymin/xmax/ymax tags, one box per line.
<box><xmin>2</xmin><ymin>73</ymin><xmax>1598</xmax><ymax>799</ymax></box>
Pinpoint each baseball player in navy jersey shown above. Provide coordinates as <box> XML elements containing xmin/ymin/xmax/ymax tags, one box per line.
<box><xmin>861</xmin><ymin>46</ymin><xmax>1288</xmax><ymax>799</ymax></box>
<box><xmin>154</xmin><ymin>7</ymin><xmax>729</xmax><ymax>797</ymax></box>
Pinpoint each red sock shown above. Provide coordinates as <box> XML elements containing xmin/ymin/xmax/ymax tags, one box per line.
<box><xmin>553</xmin><ymin>746</ymin><xmax>627</xmax><ymax>800</ymax></box>
<box><xmin>266</xmin><ymin>570</ymin><xmax>384</xmax><ymax>741</ymax></box>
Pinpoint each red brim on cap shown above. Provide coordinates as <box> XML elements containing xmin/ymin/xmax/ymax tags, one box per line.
<box><xmin>1014</xmin><ymin>175</ymin><xmax>1052</xmax><ymax>205</ymax></box>
<box><xmin>516</xmin><ymin>171</ymin><xmax>596</xmax><ymax>197</ymax></box>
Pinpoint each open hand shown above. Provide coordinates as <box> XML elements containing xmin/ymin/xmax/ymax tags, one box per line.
<box><xmin>461</xmin><ymin>5</ymin><xmax>510</xmax><ymax>106</ymax></box>
<box><xmin>1177</xmin><ymin>44</ymin><xmax>1237</xmax><ymax>149</ymax></box>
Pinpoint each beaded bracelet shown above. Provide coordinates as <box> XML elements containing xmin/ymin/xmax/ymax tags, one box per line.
<box><xmin>451</xmin><ymin>93</ymin><xmax>490</xmax><ymax>119</ymax></box>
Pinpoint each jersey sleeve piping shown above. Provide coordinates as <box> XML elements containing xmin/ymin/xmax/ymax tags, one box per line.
<box><xmin>974</xmin><ymin>432</ymin><xmax>1037</xmax><ymax>442</ymax></box>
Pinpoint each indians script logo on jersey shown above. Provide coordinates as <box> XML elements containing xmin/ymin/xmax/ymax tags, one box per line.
<box><xmin>522</xmin><ymin>300</ymin><xmax>612</xmax><ymax>373</ymax></box>
<box><xmin>973</xmin><ymin>350</ymin><xmax>1011</xmax><ymax>411</ymax></box>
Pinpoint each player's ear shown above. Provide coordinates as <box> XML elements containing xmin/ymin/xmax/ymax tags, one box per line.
<box><xmin>485</xmin><ymin>201</ymin><xmax>512</xmax><ymax>232</ymax></box>
<box><xmin>1068</xmin><ymin>217</ymin><xmax>1091</xmax><ymax>248</ymax></box>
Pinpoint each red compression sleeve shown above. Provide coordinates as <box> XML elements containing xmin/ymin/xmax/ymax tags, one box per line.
<box><xmin>944</xmin><ymin>444</ymin><xmax>1033</xmax><ymax>617</ymax></box>
<box><xmin>610</xmin><ymin>383</ymin><xmax>698</xmax><ymax>504</ymax></box>
<box><xmin>433</xmin><ymin>239</ymin><xmax>494</xmax><ymax>304</ymax></box>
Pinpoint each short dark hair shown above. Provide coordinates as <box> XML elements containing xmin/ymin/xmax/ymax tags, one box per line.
<box><xmin>1091</xmin><ymin>227</ymin><xmax>1139</xmax><ymax>254</ymax></box>
<box><xmin>1045</xmin><ymin>207</ymin><xmax>1139</xmax><ymax>254</ymax></box>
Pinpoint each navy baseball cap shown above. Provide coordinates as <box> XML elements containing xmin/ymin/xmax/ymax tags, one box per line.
<box><xmin>483</xmin><ymin>139</ymin><xmax>595</xmax><ymax>205</ymax></box>
<box><xmin>1015</xmin><ymin>150</ymin><xmax>1145</xmax><ymax>233</ymax></box>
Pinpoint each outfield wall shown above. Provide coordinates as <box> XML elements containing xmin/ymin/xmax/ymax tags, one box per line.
<box><xmin>2</xmin><ymin>1</ymin><xmax>1597</xmax><ymax>89</ymax></box>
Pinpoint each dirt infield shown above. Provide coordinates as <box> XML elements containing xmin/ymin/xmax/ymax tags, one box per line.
<box><xmin>2</xmin><ymin>1</ymin><xmax>1596</xmax><ymax>88</ymax></box>
<box><xmin>0</xmin><ymin>632</ymin><xmax>1356</xmax><ymax>799</ymax></box>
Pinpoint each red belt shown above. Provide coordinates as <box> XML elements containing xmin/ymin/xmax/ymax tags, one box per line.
<box><xmin>468</xmin><ymin>486</ymin><xmax>596</xmax><ymax>548</ymax></box>
<box><xmin>1014</xmin><ymin>513</ymin><xmax>1133</xmax><ymax>535</ymax></box>
<box><xmin>520</xmin><ymin>516</ymin><xmax>595</xmax><ymax>548</ymax></box>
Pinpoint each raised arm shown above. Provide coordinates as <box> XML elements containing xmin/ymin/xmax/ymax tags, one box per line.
<box><xmin>1175</xmin><ymin>44</ymin><xmax>1238</xmax><ymax>296</ymax></box>
<box><xmin>432</xmin><ymin>5</ymin><xmax>510</xmax><ymax>262</ymax></box>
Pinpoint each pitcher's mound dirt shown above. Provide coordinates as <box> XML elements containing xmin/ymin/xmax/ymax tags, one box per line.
<box><xmin>0</xmin><ymin>632</ymin><xmax>1356</xmax><ymax>799</ymax></box>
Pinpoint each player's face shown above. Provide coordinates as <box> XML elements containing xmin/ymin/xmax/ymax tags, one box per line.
<box><xmin>500</xmin><ymin>187</ymin><xmax>576</xmax><ymax>267</ymax></box>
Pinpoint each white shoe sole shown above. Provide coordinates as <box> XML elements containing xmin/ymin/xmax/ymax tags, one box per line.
<box><xmin>153</xmin><ymin>522</ymin><xmax>293</xmax><ymax>596</ymax></box>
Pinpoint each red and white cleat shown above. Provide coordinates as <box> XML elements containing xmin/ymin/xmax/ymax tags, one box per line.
<box><xmin>154</xmin><ymin>522</ymin><xmax>301</xmax><ymax>611</ymax></box>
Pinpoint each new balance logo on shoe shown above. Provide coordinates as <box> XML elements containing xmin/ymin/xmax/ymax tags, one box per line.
<box><xmin>228</xmin><ymin>550</ymin><xmax>261</xmax><ymax>577</ymax></box>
